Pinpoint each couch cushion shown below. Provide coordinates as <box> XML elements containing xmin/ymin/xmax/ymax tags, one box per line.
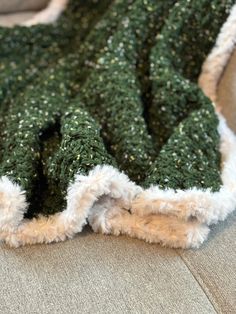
<box><xmin>0</xmin><ymin>230</ymin><xmax>216</xmax><ymax>314</ymax></box>
<box><xmin>218</xmin><ymin>49</ymin><xmax>236</xmax><ymax>133</ymax></box>
<box><xmin>0</xmin><ymin>12</ymin><xmax>36</xmax><ymax>26</ymax></box>
<box><xmin>179</xmin><ymin>211</ymin><xmax>236</xmax><ymax>313</ymax></box>
<box><xmin>0</xmin><ymin>0</ymin><xmax>49</xmax><ymax>13</ymax></box>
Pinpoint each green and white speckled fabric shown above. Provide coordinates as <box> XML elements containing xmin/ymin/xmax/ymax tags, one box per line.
<box><xmin>0</xmin><ymin>1</ymin><xmax>234</xmax><ymax>222</ymax></box>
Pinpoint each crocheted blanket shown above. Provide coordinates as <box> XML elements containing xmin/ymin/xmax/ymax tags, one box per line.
<box><xmin>0</xmin><ymin>0</ymin><xmax>236</xmax><ymax>248</ymax></box>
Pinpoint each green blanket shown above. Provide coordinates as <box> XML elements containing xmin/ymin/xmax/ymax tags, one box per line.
<box><xmin>0</xmin><ymin>0</ymin><xmax>236</xmax><ymax>248</ymax></box>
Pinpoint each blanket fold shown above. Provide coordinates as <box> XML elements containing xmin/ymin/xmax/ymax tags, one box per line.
<box><xmin>0</xmin><ymin>0</ymin><xmax>236</xmax><ymax>248</ymax></box>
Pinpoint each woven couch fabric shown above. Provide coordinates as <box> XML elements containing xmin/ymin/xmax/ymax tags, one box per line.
<box><xmin>0</xmin><ymin>0</ymin><xmax>236</xmax><ymax>248</ymax></box>
<box><xmin>0</xmin><ymin>0</ymin><xmax>49</xmax><ymax>13</ymax></box>
<box><xmin>218</xmin><ymin>49</ymin><xmax>236</xmax><ymax>133</ymax></box>
<box><xmin>0</xmin><ymin>234</ymin><xmax>218</xmax><ymax>314</ymax></box>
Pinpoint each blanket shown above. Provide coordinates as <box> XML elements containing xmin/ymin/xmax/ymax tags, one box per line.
<box><xmin>0</xmin><ymin>0</ymin><xmax>236</xmax><ymax>248</ymax></box>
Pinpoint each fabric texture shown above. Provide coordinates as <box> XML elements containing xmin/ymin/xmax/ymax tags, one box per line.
<box><xmin>0</xmin><ymin>232</ymin><xmax>217</xmax><ymax>314</ymax></box>
<box><xmin>218</xmin><ymin>49</ymin><xmax>236</xmax><ymax>133</ymax></box>
<box><xmin>0</xmin><ymin>0</ymin><xmax>49</xmax><ymax>13</ymax></box>
<box><xmin>0</xmin><ymin>0</ymin><xmax>49</xmax><ymax>27</ymax></box>
<box><xmin>0</xmin><ymin>0</ymin><xmax>236</xmax><ymax>249</ymax></box>
<box><xmin>0</xmin><ymin>12</ymin><xmax>36</xmax><ymax>27</ymax></box>
<box><xmin>180</xmin><ymin>211</ymin><xmax>236</xmax><ymax>313</ymax></box>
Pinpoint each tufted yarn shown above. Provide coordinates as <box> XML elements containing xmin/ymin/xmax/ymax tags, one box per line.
<box><xmin>0</xmin><ymin>0</ymin><xmax>236</xmax><ymax>248</ymax></box>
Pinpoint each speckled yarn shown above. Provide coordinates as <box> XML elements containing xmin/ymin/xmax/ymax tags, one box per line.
<box><xmin>0</xmin><ymin>0</ymin><xmax>234</xmax><ymax>216</ymax></box>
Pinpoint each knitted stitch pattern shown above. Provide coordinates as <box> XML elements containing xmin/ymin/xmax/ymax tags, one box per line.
<box><xmin>0</xmin><ymin>0</ymin><xmax>236</xmax><ymax>248</ymax></box>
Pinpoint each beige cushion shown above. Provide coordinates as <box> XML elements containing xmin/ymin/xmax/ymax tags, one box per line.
<box><xmin>0</xmin><ymin>0</ymin><xmax>49</xmax><ymax>13</ymax></box>
<box><xmin>218</xmin><ymin>49</ymin><xmax>236</xmax><ymax>133</ymax></box>
<box><xmin>179</xmin><ymin>212</ymin><xmax>236</xmax><ymax>313</ymax></box>
<box><xmin>0</xmin><ymin>12</ymin><xmax>36</xmax><ymax>26</ymax></box>
<box><xmin>0</xmin><ymin>231</ymin><xmax>216</xmax><ymax>314</ymax></box>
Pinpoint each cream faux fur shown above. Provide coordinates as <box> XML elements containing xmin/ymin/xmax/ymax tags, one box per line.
<box><xmin>0</xmin><ymin>176</ymin><xmax>27</xmax><ymax>231</ymax></box>
<box><xmin>89</xmin><ymin>204</ymin><xmax>210</xmax><ymax>249</ymax></box>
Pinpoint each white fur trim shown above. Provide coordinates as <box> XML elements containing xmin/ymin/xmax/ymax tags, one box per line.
<box><xmin>0</xmin><ymin>166</ymin><xmax>140</xmax><ymax>247</ymax></box>
<box><xmin>89</xmin><ymin>207</ymin><xmax>210</xmax><ymax>249</ymax></box>
<box><xmin>198</xmin><ymin>4</ymin><xmax>236</xmax><ymax>103</ymax></box>
<box><xmin>0</xmin><ymin>177</ymin><xmax>27</xmax><ymax>231</ymax></box>
<box><xmin>0</xmin><ymin>117</ymin><xmax>235</xmax><ymax>249</ymax></box>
